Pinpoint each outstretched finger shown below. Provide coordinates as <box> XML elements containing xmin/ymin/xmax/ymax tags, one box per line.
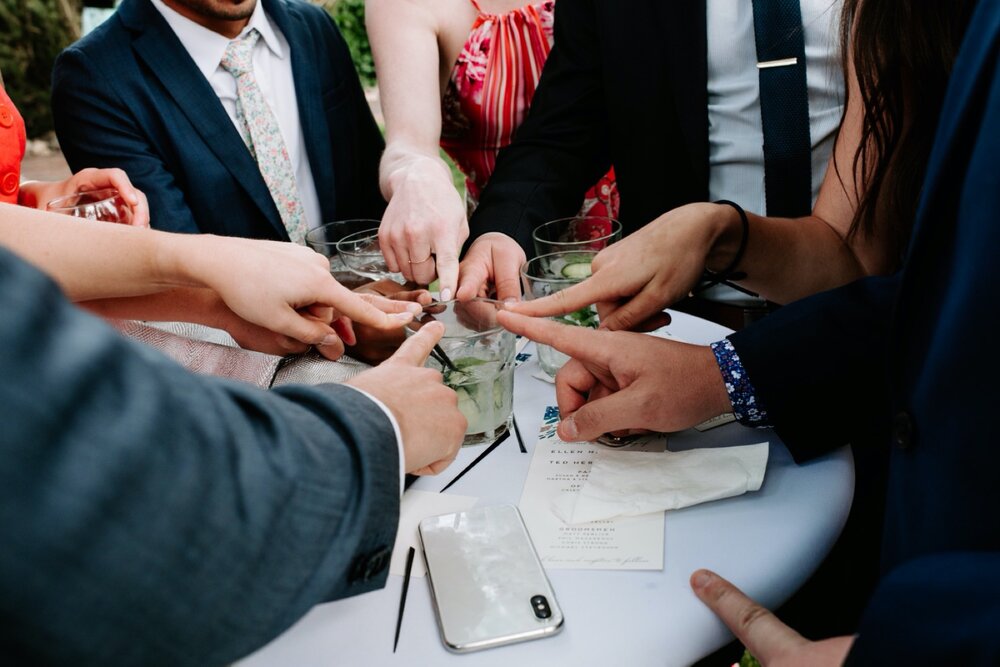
<box><xmin>492</xmin><ymin>242</ymin><xmax>525</xmax><ymax>302</ymax></box>
<box><xmin>598</xmin><ymin>287</ymin><xmax>668</xmax><ymax>332</ymax></box>
<box><xmin>690</xmin><ymin>570</ymin><xmax>806</xmax><ymax>665</ymax></box>
<box><xmin>512</xmin><ymin>279</ymin><xmax>608</xmax><ymax>318</ymax></box>
<box><xmin>385</xmin><ymin>320</ymin><xmax>445</xmax><ymax>367</ymax></box>
<box><xmin>321</xmin><ymin>284</ymin><xmax>418</xmax><ymax>330</ymax></box>
<box><xmin>497</xmin><ymin>311</ymin><xmax>612</xmax><ymax>367</ymax></box>
<box><xmin>456</xmin><ymin>254</ymin><xmax>490</xmax><ymax>301</ymax></box>
<box><xmin>435</xmin><ymin>246</ymin><xmax>460</xmax><ymax>302</ymax></box>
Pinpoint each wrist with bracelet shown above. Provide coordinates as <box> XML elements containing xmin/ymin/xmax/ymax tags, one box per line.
<box><xmin>693</xmin><ymin>200</ymin><xmax>752</xmax><ymax>296</ymax></box>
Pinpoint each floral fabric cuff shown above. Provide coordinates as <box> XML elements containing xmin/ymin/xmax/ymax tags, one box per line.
<box><xmin>710</xmin><ymin>338</ymin><xmax>771</xmax><ymax>427</ymax></box>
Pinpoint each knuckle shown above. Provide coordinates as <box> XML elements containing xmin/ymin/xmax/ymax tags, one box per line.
<box><xmin>737</xmin><ymin>602</ymin><xmax>771</xmax><ymax>633</ymax></box>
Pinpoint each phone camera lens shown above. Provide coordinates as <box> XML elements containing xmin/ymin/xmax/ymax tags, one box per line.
<box><xmin>530</xmin><ymin>594</ymin><xmax>552</xmax><ymax>619</ymax></box>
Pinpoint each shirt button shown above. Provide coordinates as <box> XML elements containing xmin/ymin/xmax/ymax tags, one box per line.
<box><xmin>0</xmin><ymin>105</ymin><xmax>13</xmax><ymax>128</ymax></box>
<box><xmin>892</xmin><ymin>410</ymin><xmax>914</xmax><ymax>450</ymax></box>
<box><xmin>1</xmin><ymin>172</ymin><xmax>18</xmax><ymax>196</ymax></box>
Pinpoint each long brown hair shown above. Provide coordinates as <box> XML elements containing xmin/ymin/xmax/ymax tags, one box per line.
<box><xmin>841</xmin><ymin>0</ymin><xmax>977</xmax><ymax>265</ymax></box>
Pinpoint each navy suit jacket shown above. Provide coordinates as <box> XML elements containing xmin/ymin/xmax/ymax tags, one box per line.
<box><xmin>0</xmin><ymin>243</ymin><xmax>401</xmax><ymax>665</ymax></box>
<box><xmin>729</xmin><ymin>2</ymin><xmax>1000</xmax><ymax>661</ymax></box>
<box><xmin>51</xmin><ymin>0</ymin><xmax>385</xmax><ymax>239</ymax></box>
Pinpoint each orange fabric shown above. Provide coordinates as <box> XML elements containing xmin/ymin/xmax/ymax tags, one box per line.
<box><xmin>0</xmin><ymin>85</ymin><xmax>26</xmax><ymax>205</ymax></box>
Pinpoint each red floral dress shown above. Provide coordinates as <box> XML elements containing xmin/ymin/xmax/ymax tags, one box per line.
<box><xmin>441</xmin><ymin>0</ymin><xmax>618</xmax><ymax>218</ymax></box>
<box><xmin>0</xmin><ymin>85</ymin><xmax>26</xmax><ymax>205</ymax></box>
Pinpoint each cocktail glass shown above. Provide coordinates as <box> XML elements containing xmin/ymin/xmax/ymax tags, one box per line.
<box><xmin>407</xmin><ymin>299</ymin><xmax>515</xmax><ymax>446</ymax></box>
<box><xmin>335</xmin><ymin>226</ymin><xmax>405</xmax><ymax>284</ymax></box>
<box><xmin>520</xmin><ymin>250</ymin><xmax>600</xmax><ymax>377</ymax></box>
<box><xmin>305</xmin><ymin>219</ymin><xmax>381</xmax><ymax>290</ymax></box>
<box><xmin>45</xmin><ymin>187</ymin><xmax>133</xmax><ymax>225</ymax></box>
<box><xmin>532</xmin><ymin>215</ymin><xmax>622</xmax><ymax>257</ymax></box>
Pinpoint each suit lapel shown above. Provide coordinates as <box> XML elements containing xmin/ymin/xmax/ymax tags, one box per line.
<box><xmin>265</xmin><ymin>0</ymin><xmax>337</xmax><ymax>220</ymax></box>
<box><xmin>120</xmin><ymin>0</ymin><xmax>287</xmax><ymax>239</ymax></box>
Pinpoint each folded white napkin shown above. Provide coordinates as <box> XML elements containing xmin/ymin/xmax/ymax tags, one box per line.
<box><xmin>552</xmin><ymin>442</ymin><xmax>769</xmax><ymax>524</ymax></box>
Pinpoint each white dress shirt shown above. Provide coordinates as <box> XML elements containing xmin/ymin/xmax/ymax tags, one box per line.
<box><xmin>151</xmin><ymin>0</ymin><xmax>324</xmax><ymax>231</ymax></box>
<box><xmin>705</xmin><ymin>0</ymin><xmax>844</xmax><ymax>303</ymax></box>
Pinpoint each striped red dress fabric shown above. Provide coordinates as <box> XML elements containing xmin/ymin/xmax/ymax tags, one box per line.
<box><xmin>441</xmin><ymin>0</ymin><xmax>618</xmax><ymax>217</ymax></box>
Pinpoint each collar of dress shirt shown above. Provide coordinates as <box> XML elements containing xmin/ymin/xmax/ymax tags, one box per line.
<box><xmin>149</xmin><ymin>0</ymin><xmax>286</xmax><ymax>81</ymax></box>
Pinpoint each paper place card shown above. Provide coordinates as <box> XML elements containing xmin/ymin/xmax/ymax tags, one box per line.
<box><xmin>390</xmin><ymin>489</ymin><xmax>478</xmax><ymax>578</ymax></box>
<box><xmin>518</xmin><ymin>407</ymin><xmax>665</xmax><ymax>571</ymax></box>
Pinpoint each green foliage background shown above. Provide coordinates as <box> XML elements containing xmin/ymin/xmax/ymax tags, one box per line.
<box><xmin>0</xmin><ymin>0</ymin><xmax>375</xmax><ymax>139</ymax></box>
<box><xmin>0</xmin><ymin>0</ymin><xmax>81</xmax><ymax>137</ymax></box>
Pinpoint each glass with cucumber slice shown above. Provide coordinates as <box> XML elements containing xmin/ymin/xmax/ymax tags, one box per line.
<box><xmin>406</xmin><ymin>299</ymin><xmax>516</xmax><ymax>446</ymax></box>
<box><xmin>521</xmin><ymin>250</ymin><xmax>601</xmax><ymax>377</ymax></box>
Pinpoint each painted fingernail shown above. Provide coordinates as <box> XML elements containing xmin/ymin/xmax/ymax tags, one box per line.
<box><xmin>440</xmin><ymin>288</ymin><xmax>452</xmax><ymax>301</ymax></box>
<box><xmin>320</xmin><ymin>334</ymin><xmax>340</xmax><ymax>346</ymax></box>
<box><xmin>561</xmin><ymin>416</ymin><xmax>579</xmax><ymax>440</ymax></box>
<box><xmin>691</xmin><ymin>570</ymin><xmax>713</xmax><ymax>590</ymax></box>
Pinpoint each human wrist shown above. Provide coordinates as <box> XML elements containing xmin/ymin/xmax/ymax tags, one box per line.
<box><xmin>381</xmin><ymin>149</ymin><xmax>451</xmax><ymax>198</ymax></box>
<box><xmin>704</xmin><ymin>202</ymin><xmax>747</xmax><ymax>274</ymax></box>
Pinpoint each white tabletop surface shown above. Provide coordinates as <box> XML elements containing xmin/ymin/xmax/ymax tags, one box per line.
<box><xmin>239</xmin><ymin>310</ymin><xmax>854</xmax><ymax>667</ymax></box>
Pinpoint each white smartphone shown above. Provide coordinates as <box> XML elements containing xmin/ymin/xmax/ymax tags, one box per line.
<box><xmin>418</xmin><ymin>504</ymin><xmax>564</xmax><ymax>653</ymax></box>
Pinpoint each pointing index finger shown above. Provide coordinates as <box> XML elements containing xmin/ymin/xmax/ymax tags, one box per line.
<box><xmin>497</xmin><ymin>310</ymin><xmax>612</xmax><ymax>367</ymax></box>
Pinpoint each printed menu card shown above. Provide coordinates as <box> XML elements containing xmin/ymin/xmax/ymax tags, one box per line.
<box><xmin>518</xmin><ymin>407</ymin><xmax>665</xmax><ymax>570</ymax></box>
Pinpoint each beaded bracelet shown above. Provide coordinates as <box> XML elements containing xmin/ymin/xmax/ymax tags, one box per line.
<box><xmin>694</xmin><ymin>199</ymin><xmax>751</xmax><ymax>294</ymax></box>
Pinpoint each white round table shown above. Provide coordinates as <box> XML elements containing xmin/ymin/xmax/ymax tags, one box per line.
<box><xmin>238</xmin><ymin>310</ymin><xmax>854</xmax><ymax>667</ymax></box>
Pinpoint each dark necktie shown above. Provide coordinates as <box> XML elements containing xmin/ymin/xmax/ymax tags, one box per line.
<box><xmin>751</xmin><ymin>0</ymin><xmax>813</xmax><ymax>217</ymax></box>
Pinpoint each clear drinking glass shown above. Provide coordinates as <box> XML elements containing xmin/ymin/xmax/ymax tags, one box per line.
<box><xmin>407</xmin><ymin>299</ymin><xmax>515</xmax><ymax>446</ymax></box>
<box><xmin>335</xmin><ymin>226</ymin><xmax>405</xmax><ymax>284</ymax></box>
<box><xmin>521</xmin><ymin>250</ymin><xmax>600</xmax><ymax>377</ymax></box>
<box><xmin>532</xmin><ymin>215</ymin><xmax>622</xmax><ymax>256</ymax></box>
<box><xmin>45</xmin><ymin>188</ymin><xmax>133</xmax><ymax>225</ymax></box>
<box><xmin>305</xmin><ymin>219</ymin><xmax>382</xmax><ymax>290</ymax></box>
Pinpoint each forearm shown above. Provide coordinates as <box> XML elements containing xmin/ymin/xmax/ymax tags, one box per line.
<box><xmin>79</xmin><ymin>287</ymin><xmax>224</xmax><ymax>327</ymax></box>
<box><xmin>0</xmin><ymin>203</ymin><xmax>214</xmax><ymax>300</ymax></box>
<box><xmin>704</xmin><ymin>204</ymin><xmax>871</xmax><ymax>304</ymax></box>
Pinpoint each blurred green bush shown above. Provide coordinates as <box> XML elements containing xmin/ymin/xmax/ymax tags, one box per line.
<box><xmin>322</xmin><ymin>0</ymin><xmax>375</xmax><ymax>87</ymax></box>
<box><xmin>0</xmin><ymin>0</ymin><xmax>374</xmax><ymax>140</ymax></box>
<box><xmin>0</xmin><ymin>0</ymin><xmax>81</xmax><ymax>138</ymax></box>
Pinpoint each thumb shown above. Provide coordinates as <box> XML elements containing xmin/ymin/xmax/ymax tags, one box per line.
<box><xmin>558</xmin><ymin>388</ymin><xmax>639</xmax><ymax>442</ymax></box>
<box><xmin>385</xmin><ymin>320</ymin><xmax>445</xmax><ymax>367</ymax></box>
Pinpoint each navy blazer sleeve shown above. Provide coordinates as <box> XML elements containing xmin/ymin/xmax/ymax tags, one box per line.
<box><xmin>0</xmin><ymin>248</ymin><xmax>400</xmax><ymax>665</ymax></box>
<box><xmin>847</xmin><ymin>553</ymin><xmax>1000</xmax><ymax>664</ymax></box>
<box><xmin>467</xmin><ymin>0</ymin><xmax>613</xmax><ymax>255</ymax></box>
<box><xmin>51</xmin><ymin>46</ymin><xmax>202</xmax><ymax>234</ymax></box>
<box><xmin>726</xmin><ymin>275</ymin><xmax>896</xmax><ymax>463</ymax></box>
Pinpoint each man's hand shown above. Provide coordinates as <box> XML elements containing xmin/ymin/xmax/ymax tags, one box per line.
<box><xmin>378</xmin><ymin>155</ymin><xmax>468</xmax><ymax>298</ymax></box>
<box><xmin>510</xmin><ymin>203</ymin><xmax>738</xmax><ymax>330</ymax></box>
<box><xmin>19</xmin><ymin>167</ymin><xmax>151</xmax><ymax>227</ymax></box>
<box><xmin>456</xmin><ymin>232</ymin><xmax>526</xmax><ymax>302</ymax></box>
<box><xmin>348</xmin><ymin>322</ymin><xmax>466</xmax><ymax>475</ymax></box>
<box><xmin>497</xmin><ymin>311</ymin><xmax>730</xmax><ymax>440</ymax></box>
<box><xmin>690</xmin><ymin>569</ymin><xmax>854</xmax><ymax>666</ymax></box>
<box><xmin>347</xmin><ymin>279</ymin><xmax>433</xmax><ymax>364</ymax></box>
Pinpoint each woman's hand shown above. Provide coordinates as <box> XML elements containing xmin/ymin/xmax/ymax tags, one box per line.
<box><xmin>379</xmin><ymin>153</ymin><xmax>468</xmax><ymax>297</ymax></box>
<box><xmin>456</xmin><ymin>232</ymin><xmax>526</xmax><ymax>302</ymax></box>
<box><xmin>168</xmin><ymin>236</ymin><xmax>423</xmax><ymax>353</ymax></box>
<box><xmin>19</xmin><ymin>167</ymin><xmax>151</xmax><ymax>227</ymax></box>
<box><xmin>510</xmin><ymin>203</ymin><xmax>740</xmax><ymax>330</ymax></box>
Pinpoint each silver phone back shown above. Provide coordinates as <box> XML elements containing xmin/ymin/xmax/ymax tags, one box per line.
<box><xmin>419</xmin><ymin>504</ymin><xmax>564</xmax><ymax>652</ymax></box>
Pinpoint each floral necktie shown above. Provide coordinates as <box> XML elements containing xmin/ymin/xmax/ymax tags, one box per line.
<box><xmin>220</xmin><ymin>29</ymin><xmax>308</xmax><ymax>244</ymax></box>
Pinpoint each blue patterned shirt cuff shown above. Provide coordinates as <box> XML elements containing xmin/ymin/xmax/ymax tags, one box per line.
<box><xmin>710</xmin><ymin>338</ymin><xmax>771</xmax><ymax>427</ymax></box>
